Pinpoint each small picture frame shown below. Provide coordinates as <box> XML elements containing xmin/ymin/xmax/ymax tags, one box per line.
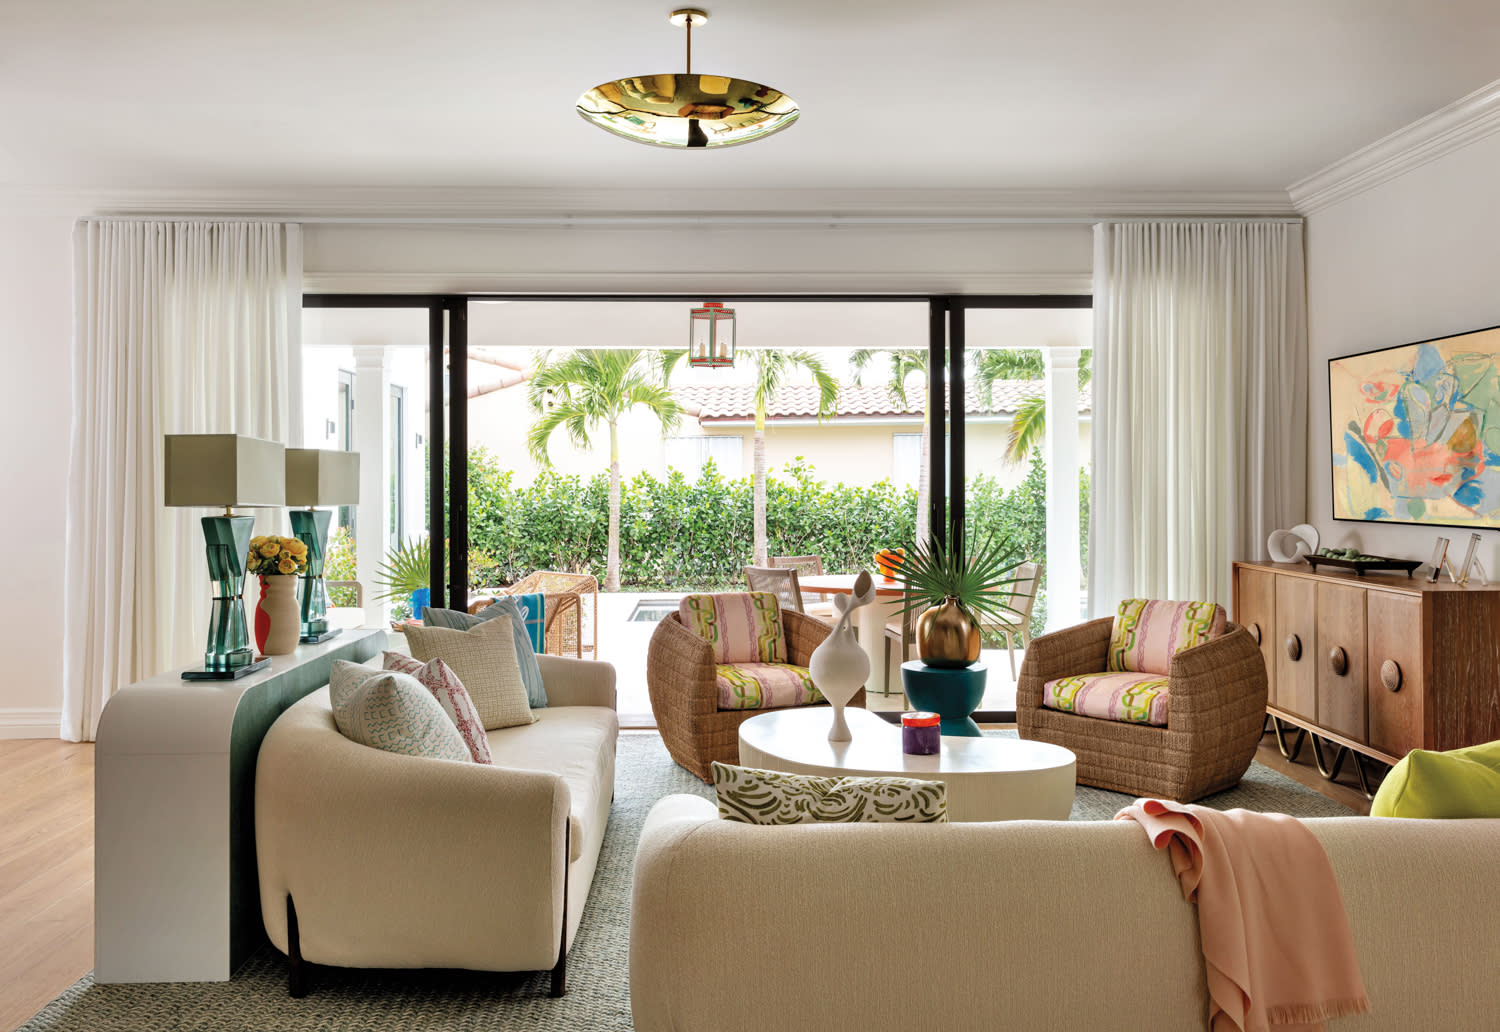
<box><xmin>1457</xmin><ymin>533</ymin><xmax>1483</xmax><ymax>585</ymax></box>
<box><xmin>1428</xmin><ymin>536</ymin><xmax>1450</xmax><ymax>583</ymax></box>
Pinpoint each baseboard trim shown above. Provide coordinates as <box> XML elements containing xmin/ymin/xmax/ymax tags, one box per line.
<box><xmin>0</xmin><ymin>708</ymin><xmax>61</xmax><ymax>739</ymax></box>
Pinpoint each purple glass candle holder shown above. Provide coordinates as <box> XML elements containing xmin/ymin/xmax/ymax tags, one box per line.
<box><xmin>902</xmin><ymin>711</ymin><xmax>941</xmax><ymax>755</ymax></box>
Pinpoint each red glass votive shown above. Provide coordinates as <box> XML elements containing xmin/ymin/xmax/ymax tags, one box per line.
<box><xmin>902</xmin><ymin>711</ymin><xmax>941</xmax><ymax>755</ymax></box>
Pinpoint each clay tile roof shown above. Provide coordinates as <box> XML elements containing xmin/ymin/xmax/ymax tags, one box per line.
<box><xmin>676</xmin><ymin>381</ymin><xmax>1091</xmax><ymax>421</ymax></box>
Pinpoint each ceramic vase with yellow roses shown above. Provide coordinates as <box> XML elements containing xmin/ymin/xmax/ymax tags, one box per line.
<box><xmin>248</xmin><ymin>535</ymin><xmax>308</xmax><ymax>656</ymax></box>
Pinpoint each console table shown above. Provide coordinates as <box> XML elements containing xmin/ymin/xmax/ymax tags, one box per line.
<box><xmin>1232</xmin><ymin>561</ymin><xmax>1500</xmax><ymax>785</ymax></box>
<box><xmin>94</xmin><ymin>629</ymin><xmax>385</xmax><ymax>983</ymax></box>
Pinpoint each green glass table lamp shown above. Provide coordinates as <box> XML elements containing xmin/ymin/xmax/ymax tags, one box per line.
<box><xmin>284</xmin><ymin>448</ymin><xmax>360</xmax><ymax>644</ymax></box>
<box><xmin>164</xmin><ymin>434</ymin><xmax>286</xmax><ymax>680</ymax></box>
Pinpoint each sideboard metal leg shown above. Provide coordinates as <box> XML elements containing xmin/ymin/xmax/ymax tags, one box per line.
<box><xmin>1271</xmin><ymin>717</ymin><xmax>1306</xmax><ymax>762</ymax></box>
<box><xmin>1310</xmin><ymin>735</ymin><xmax>1348</xmax><ymax>781</ymax></box>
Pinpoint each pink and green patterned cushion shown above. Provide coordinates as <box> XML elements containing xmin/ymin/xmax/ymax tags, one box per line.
<box><xmin>382</xmin><ymin>652</ymin><xmax>492</xmax><ymax>765</ymax></box>
<box><xmin>1042</xmin><ymin>671</ymin><xmax>1171</xmax><ymax>726</ymax></box>
<box><xmin>716</xmin><ymin>663</ymin><xmax>826</xmax><ymax>711</ymax></box>
<box><xmin>679</xmin><ymin>592</ymin><xmax>788</xmax><ymax>665</ymax></box>
<box><xmin>1107</xmin><ymin>598</ymin><xmax>1226</xmax><ymax>676</ymax></box>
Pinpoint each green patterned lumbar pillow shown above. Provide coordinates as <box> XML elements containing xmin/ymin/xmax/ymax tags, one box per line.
<box><xmin>712</xmin><ymin>762</ymin><xmax>948</xmax><ymax>824</ymax></box>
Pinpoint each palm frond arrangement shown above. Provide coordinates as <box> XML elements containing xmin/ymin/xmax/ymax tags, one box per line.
<box><xmin>374</xmin><ymin>537</ymin><xmax>430</xmax><ymax>602</ymax></box>
<box><xmin>892</xmin><ymin>533</ymin><xmax>1025</xmax><ymax>627</ymax></box>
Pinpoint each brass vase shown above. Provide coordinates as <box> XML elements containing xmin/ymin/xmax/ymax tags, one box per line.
<box><xmin>916</xmin><ymin>596</ymin><xmax>981</xmax><ymax>669</ymax></box>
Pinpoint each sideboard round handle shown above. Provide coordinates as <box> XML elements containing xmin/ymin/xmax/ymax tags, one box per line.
<box><xmin>1381</xmin><ymin>659</ymin><xmax>1403</xmax><ymax>693</ymax></box>
<box><xmin>1249</xmin><ymin>622</ymin><xmax>1262</xmax><ymax>644</ymax></box>
<box><xmin>1284</xmin><ymin>634</ymin><xmax>1302</xmax><ymax>661</ymax></box>
<box><xmin>1328</xmin><ymin>646</ymin><xmax>1348</xmax><ymax>677</ymax></box>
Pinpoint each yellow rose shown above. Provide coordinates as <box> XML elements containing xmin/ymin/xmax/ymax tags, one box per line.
<box><xmin>278</xmin><ymin>557</ymin><xmax>297</xmax><ymax>575</ymax></box>
<box><xmin>259</xmin><ymin>542</ymin><xmax>280</xmax><ymax>558</ymax></box>
<box><xmin>247</xmin><ymin>557</ymin><xmax>261</xmax><ymax>571</ymax></box>
<box><xmin>285</xmin><ymin>539</ymin><xmax>308</xmax><ymax>555</ymax></box>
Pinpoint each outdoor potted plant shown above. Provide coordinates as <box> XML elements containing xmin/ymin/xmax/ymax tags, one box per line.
<box><xmin>247</xmin><ymin>534</ymin><xmax>309</xmax><ymax>655</ymax></box>
<box><xmin>892</xmin><ymin>533</ymin><xmax>1025</xmax><ymax>669</ymax></box>
<box><xmin>374</xmin><ymin>536</ymin><xmax>431</xmax><ymax>627</ymax></box>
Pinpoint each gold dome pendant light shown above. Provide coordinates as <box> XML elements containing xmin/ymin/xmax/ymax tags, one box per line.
<box><xmin>575</xmin><ymin>9</ymin><xmax>799</xmax><ymax>148</ymax></box>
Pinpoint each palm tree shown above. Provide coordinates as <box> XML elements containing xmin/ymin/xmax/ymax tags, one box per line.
<box><xmin>850</xmin><ymin>348</ymin><xmax>932</xmax><ymax>547</ymax></box>
<box><xmin>746</xmin><ymin>349</ymin><xmax>840</xmax><ymax>565</ymax></box>
<box><xmin>527</xmin><ymin>349</ymin><xmax>681</xmax><ymax>591</ymax></box>
<box><xmin>972</xmin><ymin>349</ymin><xmax>1092</xmax><ymax>464</ymax></box>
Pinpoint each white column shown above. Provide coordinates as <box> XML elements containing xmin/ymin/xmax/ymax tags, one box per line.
<box><xmin>354</xmin><ymin>346</ymin><xmax>392</xmax><ymax>627</ymax></box>
<box><xmin>1044</xmin><ymin>346</ymin><xmax>1082</xmax><ymax>631</ymax></box>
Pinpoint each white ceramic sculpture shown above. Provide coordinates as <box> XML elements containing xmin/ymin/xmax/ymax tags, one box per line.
<box><xmin>808</xmin><ymin>570</ymin><xmax>877</xmax><ymax>742</ymax></box>
<box><xmin>1267</xmin><ymin>523</ymin><xmax>1320</xmax><ymax>563</ymax></box>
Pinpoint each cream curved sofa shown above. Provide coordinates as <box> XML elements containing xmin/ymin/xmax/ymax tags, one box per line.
<box><xmin>632</xmin><ymin>795</ymin><xmax>1500</xmax><ymax>1031</ymax></box>
<box><xmin>255</xmin><ymin>654</ymin><xmax>618</xmax><ymax>998</ymax></box>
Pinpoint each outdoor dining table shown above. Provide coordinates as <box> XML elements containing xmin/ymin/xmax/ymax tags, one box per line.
<box><xmin>796</xmin><ymin>573</ymin><xmax>908</xmax><ymax>694</ymax></box>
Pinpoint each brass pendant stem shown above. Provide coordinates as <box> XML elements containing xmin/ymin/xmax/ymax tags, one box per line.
<box><xmin>685</xmin><ymin>19</ymin><xmax>692</xmax><ymax>74</ymax></box>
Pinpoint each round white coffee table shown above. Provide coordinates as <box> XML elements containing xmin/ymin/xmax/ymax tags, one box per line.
<box><xmin>737</xmin><ymin>707</ymin><xmax>1076</xmax><ymax>822</ymax></box>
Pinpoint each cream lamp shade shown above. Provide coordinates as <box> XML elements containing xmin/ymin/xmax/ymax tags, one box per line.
<box><xmin>284</xmin><ymin>448</ymin><xmax>360</xmax><ymax>506</ymax></box>
<box><xmin>163</xmin><ymin>434</ymin><xmax>286</xmax><ymax>509</ymax></box>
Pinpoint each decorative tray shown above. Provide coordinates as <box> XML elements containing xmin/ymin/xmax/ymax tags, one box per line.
<box><xmin>1305</xmin><ymin>555</ymin><xmax>1422</xmax><ymax>578</ymax></box>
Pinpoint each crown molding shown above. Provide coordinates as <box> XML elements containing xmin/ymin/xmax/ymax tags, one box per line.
<box><xmin>1</xmin><ymin>185</ymin><xmax>1297</xmax><ymax>221</ymax></box>
<box><xmin>1288</xmin><ymin>78</ymin><xmax>1500</xmax><ymax>215</ymax></box>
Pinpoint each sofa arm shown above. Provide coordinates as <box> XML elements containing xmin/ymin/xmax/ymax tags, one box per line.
<box><xmin>1167</xmin><ymin>624</ymin><xmax>1269</xmax><ymax>733</ymax></box>
<box><xmin>1016</xmin><ymin>616</ymin><xmax>1113</xmax><ymax>713</ymax></box>
<box><xmin>536</xmin><ymin>654</ymin><xmax>617</xmax><ymax>709</ymax></box>
<box><xmin>256</xmin><ymin>698</ymin><xmax>571</xmax><ymax>972</ymax></box>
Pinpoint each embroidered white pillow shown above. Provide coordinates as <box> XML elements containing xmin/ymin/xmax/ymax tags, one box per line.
<box><xmin>328</xmin><ymin>660</ymin><xmax>472</xmax><ymax>762</ymax></box>
<box><xmin>382</xmin><ymin>652</ymin><xmax>492</xmax><ymax>765</ymax></box>
<box><xmin>403</xmin><ymin>618</ymin><xmax>536</xmax><ymax>731</ymax></box>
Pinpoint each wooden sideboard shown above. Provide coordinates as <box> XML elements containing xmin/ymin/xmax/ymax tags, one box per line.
<box><xmin>1232</xmin><ymin>561</ymin><xmax>1500</xmax><ymax>769</ymax></box>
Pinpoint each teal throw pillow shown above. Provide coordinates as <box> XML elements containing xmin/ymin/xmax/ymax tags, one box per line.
<box><xmin>1371</xmin><ymin>738</ymin><xmax>1500</xmax><ymax>819</ymax></box>
<box><xmin>712</xmin><ymin>762</ymin><xmax>948</xmax><ymax>824</ymax></box>
<box><xmin>424</xmin><ymin>599</ymin><xmax>547</xmax><ymax>708</ymax></box>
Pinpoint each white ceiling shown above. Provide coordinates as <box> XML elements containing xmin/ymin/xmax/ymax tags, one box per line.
<box><xmin>4</xmin><ymin>0</ymin><xmax>1498</xmax><ymax>203</ymax></box>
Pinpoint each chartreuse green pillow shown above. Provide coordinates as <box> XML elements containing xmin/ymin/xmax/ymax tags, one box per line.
<box><xmin>1371</xmin><ymin>739</ymin><xmax>1500</xmax><ymax>818</ymax></box>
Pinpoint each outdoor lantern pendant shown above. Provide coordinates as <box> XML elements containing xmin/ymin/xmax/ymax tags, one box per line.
<box><xmin>575</xmin><ymin>9</ymin><xmax>799</xmax><ymax>149</ymax></box>
<box><xmin>689</xmin><ymin>301</ymin><xmax>735</xmax><ymax>368</ymax></box>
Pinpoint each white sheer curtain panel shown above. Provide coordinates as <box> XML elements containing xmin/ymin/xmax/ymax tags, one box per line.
<box><xmin>1089</xmin><ymin>221</ymin><xmax>1307</xmax><ymax>615</ymax></box>
<box><xmin>63</xmin><ymin>221</ymin><xmax>303</xmax><ymax>741</ymax></box>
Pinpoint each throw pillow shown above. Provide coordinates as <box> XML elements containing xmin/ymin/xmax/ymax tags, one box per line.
<box><xmin>679</xmin><ymin>592</ymin><xmax>787</xmax><ymax>665</ymax></box>
<box><xmin>327</xmin><ymin>660</ymin><xmax>472</xmax><ymax>763</ymax></box>
<box><xmin>382</xmin><ymin>652</ymin><xmax>492</xmax><ymax>765</ymax></box>
<box><xmin>403</xmin><ymin>618</ymin><xmax>536</xmax><ymax>730</ymax></box>
<box><xmin>1370</xmin><ymin>739</ymin><xmax>1500</xmax><ymax>818</ymax></box>
<box><xmin>1107</xmin><ymin>598</ymin><xmax>1227</xmax><ymax>675</ymax></box>
<box><xmin>423</xmin><ymin>599</ymin><xmax>548</xmax><ymax>708</ymax></box>
<box><xmin>712</xmin><ymin>762</ymin><xmax>948</xmax><ymax>824</ymax></box>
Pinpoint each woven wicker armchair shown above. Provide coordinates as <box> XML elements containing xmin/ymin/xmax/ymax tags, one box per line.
<box><xmin>647</xmin><ymin>607</ymin><xmax>861</xmax><ymax>783</ymax></box>
<box><xmin>1016</xmin><ymin>617</ymin><xmax>1268</xmax><ymax>802</ymax></box>
<box><xmin>496</xmin><ymin>572</ymin><xmax>598</xmax><ymax>658</ymax></box>
<box><xmin>468</xmin><ymin>591</ymin><xmax>584</xmax><ymax>658</ymax></box>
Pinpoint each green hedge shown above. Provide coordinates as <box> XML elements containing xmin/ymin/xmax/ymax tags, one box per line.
<box><xmin>465</xmin><ymin>447</ymin><xmax>1089</xmax><ymax>597</ymax></box>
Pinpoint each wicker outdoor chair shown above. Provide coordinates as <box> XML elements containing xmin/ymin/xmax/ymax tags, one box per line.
<box><xmin>769</xmin><ymin>554</ymin><xmax>837</xmax><ymax>622</ymax></box>
<box><xmin>744</xmin><ymin>566</ymin><xmax>805</xmax><ymax>613</ymax></box>
<box><xmin>980</xmin><ymin>561</ymin><xmax>1044</xmax><ymax>679</ymax></box>
<box><xmin>647</xmin><ymin>603</ymin><xmax>861</xmax><ymax>782</ymax></box>
<box><xmin>1016</xmin><ymin>612</ymin><xmax>1267</xmax><ymax>802</ymax></box>
<box><xmin>468</xmin><ymin>591</ymin><xmax>584</xmax><ymax>658</ymax></box>
<box><xmin>497</xmin><ymin>572</ymin><xmax>598</xmax><ymax>658</ymax></box>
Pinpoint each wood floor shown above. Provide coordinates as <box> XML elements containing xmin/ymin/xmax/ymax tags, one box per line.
<box><xmin>0</xmin><ymin>726</ymin><xmax>1369</xmax><ymax>1031</ymax></box>
<box><xmin>0</xmin><ymin>740</ymin><xmax>94</xmax><ymax>1032</ymax></box>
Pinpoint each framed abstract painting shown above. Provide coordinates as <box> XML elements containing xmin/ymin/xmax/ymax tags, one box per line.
<box><xmin>1330</xmin><ymin>324</ymin><xmax>1500</xmax><ymax>529</ymax></box>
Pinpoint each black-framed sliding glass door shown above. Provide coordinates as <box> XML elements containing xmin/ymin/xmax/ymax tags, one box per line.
<box><xmin>303</xmin><ymin>291</ymin><xmax>1091</xmax><ymax>724</ymax></box>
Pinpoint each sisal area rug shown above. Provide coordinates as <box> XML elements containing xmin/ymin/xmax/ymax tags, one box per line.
<box><xmin>22</xmin><ymin>731</ymin><xmax>1352</xmax><ymax>1031</ymax></box>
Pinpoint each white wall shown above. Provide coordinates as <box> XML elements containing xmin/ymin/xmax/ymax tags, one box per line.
<box><xmin>1305</xmin><ymin>129</ymin><xmax>1500</xmax><ymax>567</ymax></box>
<box><xmin>0</xmin><ymin>216</ymin><xmax>75</xmax><ymax>736</ymax></box>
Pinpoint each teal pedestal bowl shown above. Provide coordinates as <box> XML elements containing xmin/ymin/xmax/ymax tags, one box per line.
<box><xmin>900</xmin><ymin>660</ymin><xmax>988</xmax><ymax>737</ymax></box>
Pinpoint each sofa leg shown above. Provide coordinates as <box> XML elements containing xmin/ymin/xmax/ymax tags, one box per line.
<box><xmin>287</xmin><ymin>894</ymin><xmax>308</xmax><ymax>999</ymax></box>
<box><xmin>550</xmin><ymin>822</ymin><xmax>570</xmax><ymax>997</ymax></box>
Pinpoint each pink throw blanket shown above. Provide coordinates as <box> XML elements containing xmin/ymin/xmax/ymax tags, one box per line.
<box><xmin>1116</xmin><ymin>800</ymin><xmax>1370</xmax><ymax>1032</ymax></box>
